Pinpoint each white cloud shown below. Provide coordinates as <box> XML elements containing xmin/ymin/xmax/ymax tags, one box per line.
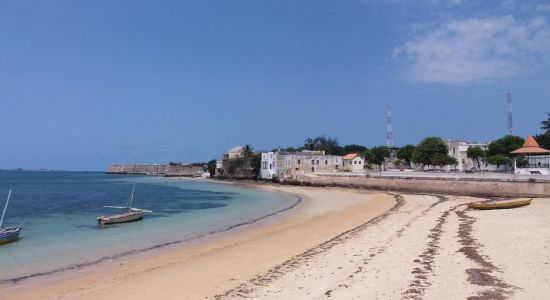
<box><xmin>394</xmin><ymin>15</ymin><xmax>550</xmax><ymax>83</ymax></box>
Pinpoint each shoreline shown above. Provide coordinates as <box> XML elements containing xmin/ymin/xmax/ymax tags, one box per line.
<box><xmin>0</xmin><ymin>183</ymin><xmax>302</xmax><ymax>285</ymax></box>
<box><xmin>4</xmin><ymin>180</ymin><xmax>549</xmax><ymax>299</ymax></box>
<box><xmin>2</xmin><ymin>182</ymin><xmax>396</xmax><ymax>299</ymax></box>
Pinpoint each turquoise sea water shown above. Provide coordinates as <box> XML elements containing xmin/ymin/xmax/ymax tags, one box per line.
<box><xmin>0</xmin><ymin>171</ymin><xmax>297</xmax><ymax>282</ymax></box>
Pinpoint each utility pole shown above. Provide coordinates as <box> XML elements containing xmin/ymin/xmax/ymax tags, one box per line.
<box><xmin>386</xmin><ymin>105</ymin><xmax>393</xmax><ymax>147</ymax></box>
<box><xmin>507</xmin><ymin>92</ymin><xmax>513</xmax><ymax>135</ymax></box>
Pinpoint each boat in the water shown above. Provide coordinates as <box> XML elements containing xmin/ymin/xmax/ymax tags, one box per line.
<box><xmin>467</xmin><ymin>198</ymin><xmax>532</xmax><ymax>210</ymax></box>
<box><xmin>97</xmin><ymin>184</ymin><xmax>152</xmax><ymax>225</ymax></box>
<box><xmin>0</xmin><ymin>190</ymin><xmax>22</xmax><ymax>245</ymax></box>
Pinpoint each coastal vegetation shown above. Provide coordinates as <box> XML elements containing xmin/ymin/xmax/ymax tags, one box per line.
<box><xmin>486</xmin><ymin>135</ymin><xmax>524</xmax><ymax>169</ymax></box>
<box><xmin>411</xmin><ymin>137</ymin><xmax>455</xmax><ymax>169</ymax></box>
<box><xmin>207</xmin><ymin>160</ymin><xmax>217</xmax><ymax>177</ymax></box>
<box><xmin>364</xmin><ymin>146</ymin><xmax>390</xmax><ymax>170</ymax></box>
<box><xmin>466</xmin><ymin>146</ymin><xmax>486</xmax><ymax>169</ymax></box>
<box><xmin>396</xmin><ymin>144</ymin><xmax>415</xmax><ymax>166</ymax></box>
<box><xmin>219</xmin><ymin>114</ymin><xmax>550</xmax><ymax>178</ymax></box>
<box><xmin>535</xmin><ymin>113</ymin><xmax>550</xmax><ymax>149</ymax></box>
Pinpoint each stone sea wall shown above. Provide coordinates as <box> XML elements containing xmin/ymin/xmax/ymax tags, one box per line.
<box><xmin>283</xmin><ymin>174</ymin><xmax>550</xmax><ymax>197</ymax></box>
<box><xmin>107</xmin><ymin>164</ymin><xmax>205</xmax><ymax>177</ymax></box>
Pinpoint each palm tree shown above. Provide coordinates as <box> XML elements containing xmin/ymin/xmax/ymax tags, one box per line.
<box><xmin>541</xmin><ymin>113</ymin><xmax>550</xmax><ymax>136</ymax></box>
<box><xmin>242</xmin><ymin>144</ymin><xmax>254</xmax><ymax>158</ymax></box>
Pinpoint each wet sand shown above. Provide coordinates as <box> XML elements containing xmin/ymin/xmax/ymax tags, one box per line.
<box><xmin>3</xmin><ymin>183</ymin><xmax>549</xmax><ymax>300</ymax></box>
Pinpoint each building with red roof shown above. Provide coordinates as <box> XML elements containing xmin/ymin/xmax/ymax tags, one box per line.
<box><xmin>511</xmin><ymin>135</ymin><xmax>550</xmax><ymax>175</ymax></box>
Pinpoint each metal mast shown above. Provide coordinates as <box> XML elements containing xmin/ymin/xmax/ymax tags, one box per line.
<box><xmin>506</xmin><ymin>92</ymin><xmax>513</xmax><ymax>135</ymax></box>
<box><xmin>386</xmin><ymin>105</ymin><xmax>393</xmax><ymax>147</ymax></box>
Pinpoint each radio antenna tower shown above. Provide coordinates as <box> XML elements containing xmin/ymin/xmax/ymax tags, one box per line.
<box><xmin>506</xmin><ymin>92</ymin><xmax>513</xmax><ymax>135</ymax></box>
<box><xmin>386</xmin><ymin>105</ymin><xmax>394</xmax><ymax>147</ymax></box>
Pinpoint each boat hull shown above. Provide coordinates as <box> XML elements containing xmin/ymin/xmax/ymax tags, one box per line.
<box><xmin>0</xmin><ymin>227</ymin><xmax>21</xmax><ymax>245</ymax></box>
<box><xmin>467</xmin><ymin>199</ymin><xmax>532</xmax><ymax>210</ymax></box>
<box><xmin>97</xmin><ymin>210</ymin><xmax>144</xmax><ymax>225</ymax></box>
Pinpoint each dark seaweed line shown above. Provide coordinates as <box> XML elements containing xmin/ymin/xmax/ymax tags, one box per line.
<box><xmin>343</xmin><ymin>194</ymin><xmax>448</xmax><ymax>288</ymax></box>
<box><xmin>214</xmin><ymin>194</ymin><xmax>405</xmax><ymax>299</ymax></box>
<box><xmin>455</xmin><ymin>209</ymin><xmax>518</xmax><ymax>300</ymax></box>
<box><xmin>361</xmin><ymin>194</ymin><xmax>448</xmax><ymax>270</ymax></box>
<box><xmin>0</xmin><ymin>195</ymin><xmax>302</xmax><ymax>285</ymax></box>
<box><xmin>403</xmin><ymin>198</ymin><xmax>464</xmax><ymax>300</ymax></box>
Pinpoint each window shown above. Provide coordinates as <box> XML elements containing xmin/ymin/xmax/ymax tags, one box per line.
<box><xmin>311</xmin><ymin>160</ymin><xmax>315</xmax><ymax>165</ymax></box>
<box><xmin>359</xmin><ymin>161</ymin><xmax>362</xmax><ymax>164</ymax></box>
<box><xmin>262</xmin><ymin>161</ymin><xmax>267</xmax><ymax>169</ymax></box>
<box><xmin>269</xmin><ymin>163</ymin><xmax>272</xmax><ymax>170</ymax></box>
<box><xmin>336</xmin><ymin>165</ymin><xmax>339</xmax><ymax>169</ymax></box>
<box><xmin>311</xmin><ymin>167</ymin><xmax>315</xmax><ymax>172</ymax></box>
<box><xmin>354</xmin><ymin>161</ymin><xmax>357</xmax><ymax>164</ymax></box>
<box><xmin>297</xmin><ymin>159</ymin><xmax>301</xmax><ymax>165</ymax></box>
<box><xmin>325</xmin><ymin>160</ymin><xmax>328</xmax><ymax>165</ymax></box>
<box><xmin>316</xmin><ymin>160</ymin><xmax>320</xmax><ymax>165</ymax></box>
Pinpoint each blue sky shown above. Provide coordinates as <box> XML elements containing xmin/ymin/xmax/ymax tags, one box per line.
<box><xmin>1</xmin><ymin>0</ymin><xmax>549</xmax><ymax>170</ymax></box>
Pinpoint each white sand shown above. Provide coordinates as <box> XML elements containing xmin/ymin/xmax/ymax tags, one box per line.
<box><xmin>4</xmin><ymin>183</ymin><xmax>549</xmax><ymax>300</ymax></box>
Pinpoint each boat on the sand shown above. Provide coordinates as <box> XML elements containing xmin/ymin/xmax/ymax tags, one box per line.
<box><xmin>467</xmin><ymin>198</ymin><xmax>532</xmax><ymax>210</ymax></box>
<box><xmin>97</xmin><ymin>184</ymin><xmax>152</xmax><ymax>225</ymax></box>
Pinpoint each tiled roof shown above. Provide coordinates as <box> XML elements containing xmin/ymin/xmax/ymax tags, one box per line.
<box><xmin>510</xmin><ymin>135</ymin><xmax>550</xmax><ymax>155</ymax></box>
<box><xmin>342</xmin><ymin>153</ymin><xmax>358</xmax><ymax>160</ymax></box>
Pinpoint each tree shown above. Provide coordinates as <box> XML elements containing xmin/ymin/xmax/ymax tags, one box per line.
<box><xmin>207</xmin><ymin>160</ymin><xmax>217</xmax><ymax>177</ymax></box>
<box><xmin>227</xmin><ymin>157</ymin><xmax>249</xmax><ymax>176</ymax></box>
<box><xmin>341</xmin><ymin>144</ymin><xmax>368</xmax><ymax>155</ymax></box>
<box><xmin>242</xmin><ymin>144</ymin><xmax>254</xmax><ymax>158</ymax></box>
<box><xmin>303</xmin><ymin>136</ymin><xmax>341</xmax><ymax>155</ymax></box>
<box><xmin>362</xmin><ymin>149</ymin><xmax>374</xmax><ymax>169</ymax></box>
<box><xmin>536</xmin><ymin>113</ymin><xmax>550</xmax><ymax>150</ymax></box>
<box><xmin>432</xmin><ymin>153</ymin><xmax>457</xmax><ymax>169</ymax></box>
<box><xmin>486</xmin><ymin>135</ymin><xmax>524</xmax><ymax>171</ymax></box>
<box><xmin>369</xmin><ymin>146</ymin><xmax>390</xmax><ymax>170</ymax></box>
<box><xmin>541</xmin><ymin>112</ymin><xmax>550</xmax><ymax>136</ymax></box>
<box><xmin>466</xmin><ymin>146</ymin><xmax>486</xmax><ymax>170</ymax></box>
<box><xmin>535</xmin><ymin>134</ymin><xmax>550</xmax><ymax>150</ymax></box>
<box><xmin>411</xmin><ymin>137</ymin><xmax>449</xmax><ymax>169</ymax></box>
<box><xmin>487</xmin><ymin>154</ymin><xmax>512</xmax><ymax>170</ymax></box>
<box><xmin>486</xmin><ymin>135</ymin><xmax>524</xmax><ymax>158</ymax></box>
<box><xmin>397</xmin><ymin>144</ymin><xmax>415</xmax><ymax>166</ymax></box>
<box><xmin>249</xmin><ymin>153</ymin><xmax>262</xmax><ymax>179</ymax></box>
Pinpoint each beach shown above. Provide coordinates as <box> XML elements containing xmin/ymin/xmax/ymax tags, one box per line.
<box><xmin>3</xmin><ymin>183</ymin><xmax>550</xmax><ymax>300</ymax></box>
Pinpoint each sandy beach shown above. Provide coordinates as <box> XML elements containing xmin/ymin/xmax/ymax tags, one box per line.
<box><xmin>3</xmin><ymin>183</ymin><xmax>550</xmax><ymax>300</ymax></box>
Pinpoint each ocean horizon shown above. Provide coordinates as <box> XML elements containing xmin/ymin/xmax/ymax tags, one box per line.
<box><xmin>0</xmin><ymin>171</ymin><xmax>298</xmax><ymax>282</ymax></box>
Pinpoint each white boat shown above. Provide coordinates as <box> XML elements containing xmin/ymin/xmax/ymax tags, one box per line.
<box><xmin>97</xmin><ymin>184</ymin><xmax>152</xmax><ymax>225</ymax></box>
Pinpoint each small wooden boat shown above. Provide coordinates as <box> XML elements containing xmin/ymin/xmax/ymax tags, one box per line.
<box><xmin>0</xmin><ymin>227</ymin><xmax>21</xmax><ymax>245</ymax></box>
<box><xmin>97</xmin><ymin>209</ymin><xmax>145</xmax><ymax>225</ymax></box>
<box><xmin>0</xmin><ymin>190</ymin><xmax>22</xmax><ymax>245</ymax></box>
<box><xmin>97</xmin><ymin>184</ymin><xmax>152</xmax><ymax>225</ymax></box>
<box><xmin>467</xmin><ymin>198</ymin><xmax>532</xmax><ymax>210</ymax></box>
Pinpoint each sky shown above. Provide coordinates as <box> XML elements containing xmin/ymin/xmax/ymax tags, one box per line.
<box><xmin>1</xmin><ymin>0</ymin><xmax>550</xmax><ymax>171</ymax></box>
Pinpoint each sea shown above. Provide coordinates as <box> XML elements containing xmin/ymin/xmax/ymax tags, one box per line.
<box><xmin>0</xmin><ymin>171</ymin><xmax>298</xmax><ymax>282</ymax></box>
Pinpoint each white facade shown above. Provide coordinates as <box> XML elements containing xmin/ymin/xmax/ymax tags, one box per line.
<box><xmin>342</xmin><ymin>153</ymin><xmax>365</xmax><ymax>172</ymax></box>
<box><xmin>446</xmin><ymin>140</ymin><xmax>496</xmax><ymax>171</ymax></box>
<box><xmin>260</xmin><ymin>151</ymin><xmax>342</xmax><ymax>180</ymax></box>
<box><xmin>260</xmin><ymin>152</ymin><xmax>278</xmax><ymax>180</ymax></box>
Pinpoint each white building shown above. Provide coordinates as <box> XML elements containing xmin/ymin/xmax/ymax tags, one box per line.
<box><xmin>446</xmin><ymin>140</ymin><xmax>495</xmax><ymax>171</ymax></box>
<box><xmin>342</xmin><ymin>153</ymin><xmax>365</xmax><ymax>172</ymax></box>
<box><xmin>260</xmin><ymin>150</ymin><xmax>342</xmax><ymax>180</ymax></box>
